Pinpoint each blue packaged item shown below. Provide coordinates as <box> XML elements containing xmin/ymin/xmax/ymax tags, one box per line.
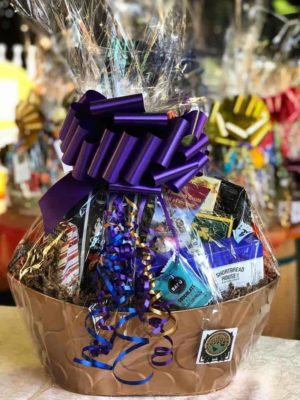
<box><xmin>154</xmin><ymin>255</ymin><xmax>213</xmax><ymax>309</ymax></box>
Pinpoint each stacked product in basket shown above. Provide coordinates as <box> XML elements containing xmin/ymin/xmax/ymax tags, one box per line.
<box><xmin>8</xmin><ymin>0</ymin><xmax>279</xmax><ymax>396</ymax></box>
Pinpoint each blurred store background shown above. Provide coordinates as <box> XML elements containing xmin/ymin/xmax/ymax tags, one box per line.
<box><xmin>0</xmin><ymin>0</ymin><xmax>300</xmax><ymax>339</ymax></box>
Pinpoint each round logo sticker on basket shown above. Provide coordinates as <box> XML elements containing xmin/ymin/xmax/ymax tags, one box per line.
<box><xmin>205</xmin><ymin>330</ymin><xmax>231</xmax><ymax>357</ymax></box>
<box><xmin>196</xmin><ymin>328</ymin><xmax>238</xmax><ymax>364</ymax></box>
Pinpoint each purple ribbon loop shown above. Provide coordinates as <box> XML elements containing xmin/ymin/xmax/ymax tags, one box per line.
<box><xmin>124</xmin><ymin>133</ymin><xmax>162</xmax><ymax>185</ymax></box>
<box><xmin>39</xmin><ymin>90</ymin><xmax>209</xmax><ymax>233</ymax></box>
<box><xmin>176</xmin><ymin>133</ymin><xmax>208</xmax><ymax>162</ymax></box>
<box><xmin>73</xmin><ymin>141</ymin><xmax>98</xmax><ymax>181</ymax></box>
<box><xmin>183</xmin><ymin>109</ymin><xmax>208</xmax><ymax>140</ymax></box>
<box><xmin>114</xmin><ymin>113</ymin><xmax>168</xmax><ymax>127</ymax></box>
<box><xmin>154</xmin><ymin>118</ymin><xmax>189</xmax><ymax>168</ymax></box>
<box><xmin>102</xmin><ymin>132</ymin><xmax>139</xmax><ymax>183</ymax></box>
<box><xmin>88</xmin><ymin>129</ymin><xmax>116</xmax><ymax>179</ymax></box>
<box><xmin>90</xmin><ymin>94</ymin><xmax>145</xmax><ymax>115</ymax></box>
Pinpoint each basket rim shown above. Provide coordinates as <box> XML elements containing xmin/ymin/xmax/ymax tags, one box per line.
<box><xmin>7</xmin><ymin>272</ymin><xmax>279</xmax><ymax>315</ymax></box>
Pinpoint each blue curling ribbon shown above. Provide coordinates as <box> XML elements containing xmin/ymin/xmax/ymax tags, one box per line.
<box><xmin>74</xmin><ymin>195</ymin><xmax>154</xmax><ymax>385</ymax></box>
<box><xmin>74</xmin><ymin>194</ymin><xmax>178</xmax><ymax>384</ymax></box>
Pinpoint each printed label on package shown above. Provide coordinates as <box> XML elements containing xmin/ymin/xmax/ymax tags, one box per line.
<box><xmin>165</xmin><ymin>182</ymin><xmax>210</xmax><ymax>210</ymax></box>
<box><xmin>213</xmin><ymin>257</ymin><xmax>264</xmax><ymax>291</ymax></box>
<box><xmin>233</xmin><ymin>220</ymin><xmax>253</xmax><ymax>243</ymax></box>
<box><xmin>196</xmin><ymin>328</ymin><xmax>238</xmax><ymax>364</ymax></box>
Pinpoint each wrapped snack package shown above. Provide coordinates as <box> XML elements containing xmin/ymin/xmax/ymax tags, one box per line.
<box><xmin>8</xmin><ymin>0</ymin><xmax>279</xmax><ymax>396</ymax></box>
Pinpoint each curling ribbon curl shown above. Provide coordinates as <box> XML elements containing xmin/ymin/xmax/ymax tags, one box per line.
<box><xmin>39</xmin><ymin>90</ymin><xmax>209</xmax><ymax>233</ymax></box>
<box><xmin>75</xmin><ymin>196</ymin><xmax>153</xmax><ymax>385</ymax></box>
<box><xmin>207</xmin><ymin>95</ymin><xmax>272</xmax><ymax>148</ymax></box>
<box><xmin>75</xmin><ymin>195</ymin><xmax>175</xmax><ymax>384</ymax></box>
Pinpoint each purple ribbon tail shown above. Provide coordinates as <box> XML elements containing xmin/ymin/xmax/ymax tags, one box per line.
<box><xmin>39</xmin><ymin>173</ymin><xmax>94</xmax><ymax>234</ymax></box>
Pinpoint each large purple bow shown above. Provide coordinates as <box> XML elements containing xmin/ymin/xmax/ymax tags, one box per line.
<box><xmin>40</xmin><ymin>90</ymin><xmax>208</xmax><ymax>233</ymax></box>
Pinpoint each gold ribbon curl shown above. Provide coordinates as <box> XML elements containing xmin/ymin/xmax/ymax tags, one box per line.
<box><xmin>125</xmin><ymin>196</ymin><xmax>177</xmax><ymax>338</ymax></box>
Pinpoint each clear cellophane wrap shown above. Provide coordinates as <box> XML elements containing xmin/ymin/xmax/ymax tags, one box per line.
<box><xmin>8</xmin><ymin>0</ymin><xmax>279</xmax><ymax>395</ymax></box>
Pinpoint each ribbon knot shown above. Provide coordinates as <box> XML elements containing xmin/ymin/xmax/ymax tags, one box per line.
<box><xmin>40</xmin><ymin>90</ymin><xmax>209</xmax><ymax>233</ymax></box>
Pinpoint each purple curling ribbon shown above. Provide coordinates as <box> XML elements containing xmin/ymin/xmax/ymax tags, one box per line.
<box><xmin>39</xmin><ymin>90</ymin><xmax>208</xmax><ymax>234</ymax></box>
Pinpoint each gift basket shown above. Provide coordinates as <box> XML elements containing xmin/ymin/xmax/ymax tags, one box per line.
<box><xmin>8</xmin><ymin>0</ymin><xmax>279</xmax><ymax>396</ymax></box>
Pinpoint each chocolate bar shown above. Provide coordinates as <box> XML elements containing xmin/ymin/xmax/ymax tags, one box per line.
<box><xmin>192</xmin><ymin>213</ymin><xmax>233</xmax><ymax>241</ymax></box>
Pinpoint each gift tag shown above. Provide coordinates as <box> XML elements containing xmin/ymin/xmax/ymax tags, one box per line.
<box><xmin>12</xmin><ymin>153</ymin><xmax>31</xmax><ymax>184</ymax></box>
<box><xmin>196</xmin><ymin>328</ymin><xmax>237</xmax><ymax>364</ymax></box>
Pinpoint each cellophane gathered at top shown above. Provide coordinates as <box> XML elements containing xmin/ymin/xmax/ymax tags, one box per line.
<box><xmin>8</xmin><ymin>0</ymin><xmax>279</xmax><ymax>394</ymax></box>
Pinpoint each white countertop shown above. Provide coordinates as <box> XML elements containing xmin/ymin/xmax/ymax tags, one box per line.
<box><xmin>0</xmin><ymin>305</ymin><xmax>299</xmax><ymax>400</ymax></box>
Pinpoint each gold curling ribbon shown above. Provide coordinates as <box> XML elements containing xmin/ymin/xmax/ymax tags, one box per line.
<box><xmin>125</xmin><ymin>196</ymin><xmax>177</xmax><ymax>338</ymax></box>
<box><xmin>16</xmin><ymin>91</ymin><xmax>43</xmax><ymax>147</ymax></box>
<box><xmin>207</xmin><ymin>95</ymin><xmax>272</xmax><ymax>147</ymax></box>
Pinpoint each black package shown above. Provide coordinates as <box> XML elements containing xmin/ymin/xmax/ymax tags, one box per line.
<box><xmin>214</xmin><ymin>179</ymin><xmax>252</xmax><ymax>229</ymax></box>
